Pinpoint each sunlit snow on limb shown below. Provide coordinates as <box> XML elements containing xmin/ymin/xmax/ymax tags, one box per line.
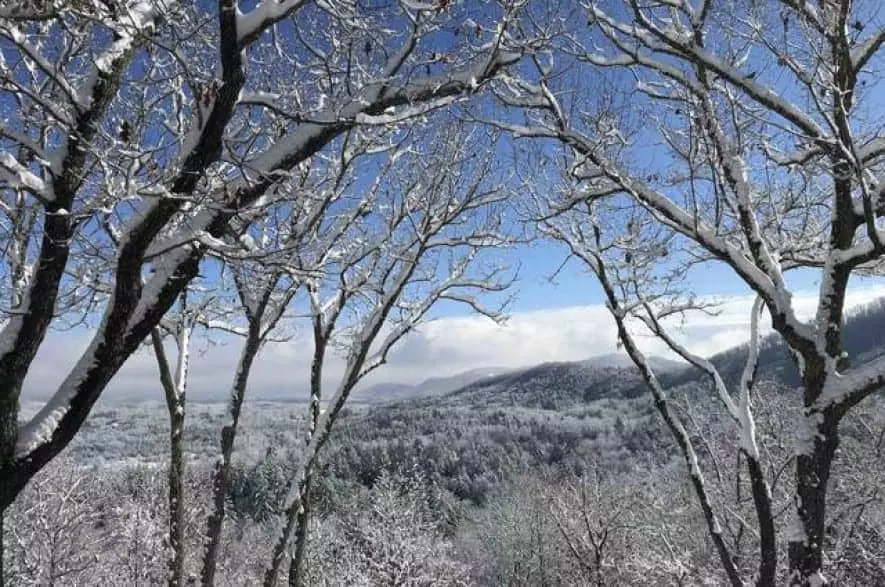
<box><xmin>0</xmin><ymin>152</ymin><xmax>49</xmax><ymax>199</ymax></box>
<box><xmin>14</xmin><ymin>312</ymin><xmax>110</xmax><ymax>457</ymax></box>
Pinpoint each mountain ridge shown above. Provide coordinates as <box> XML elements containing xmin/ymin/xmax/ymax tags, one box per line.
<box><xmin>389</xmin><ymin>297</ymin><xmax>885</xmax><ymax>411</ymax></box>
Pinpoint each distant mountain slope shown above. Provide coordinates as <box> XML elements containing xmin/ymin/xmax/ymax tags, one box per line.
<box><xmin>578</xmin><ymin>353</ymin><xmax>683</xmax><ymax>371</ymax></box>
<box><xmin>663</xmin><ymin>296</ymin><xmax>885</xmax><ymax>391</ymax></box>
<box><xmin>404</xmin><ymin>354</ymin><xmax>681</xmax><ymax>410</ymax></box>
<box><xmin>355</xmin><ymin>367</ymin><xmax>514</xmax><ymax>403</ymax></box>
<box><xmin>320</xmin><ymin>297</ymin><xmax>885</xmax><ymax>508</ymax></box>
<box><xmin>325</xmin><ymin>355</ymin><xmax>684</xmax><ymax>504</ymax></box>
<box><xmin>354</xmin><ymin>355</ymin><xmax>681</xmax><ymax>405</ymax></box>
<box><xmin>379</xmin><ymin>297</ymin><xmax>885</xmax><ymax>411</ymax></box>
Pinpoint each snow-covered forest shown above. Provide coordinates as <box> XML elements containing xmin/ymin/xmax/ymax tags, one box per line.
<box><xmin>2</xmin><ymin>0</ymin><xmax>885</xmax><ymax>585</ymax></box>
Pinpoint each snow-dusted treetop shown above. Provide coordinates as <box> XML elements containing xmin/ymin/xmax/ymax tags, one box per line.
<box><xmin>0</xmin><ymin>0</ymin><xmax>528</xmax><ymax>507</ymax></box>
<box><xmin>488</xmin><ymin>1</ymin><xmax>885</xmax><ymax>584</ymax></box>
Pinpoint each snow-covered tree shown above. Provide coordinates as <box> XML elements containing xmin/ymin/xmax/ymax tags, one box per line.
<box><xmin>150</xmin><ymin>284</ymin><xmax>230</xmax><ymax>587</ymax></box>
<box><xmin>494</xmin><ymin>0</ymin><xmax>885</xmax><ymax>584</ymax></box>
<box><xmin>304</xmin><ymin>471</ymin><xmax>470</xmax><ymax>586</ymax></box>
<box><xmin>266</xmin><ymin>121</ymin><xmax>514</xmax><ymax>586</ymax></box>
<box><xmin>3</xmin><ymin>464</ymin><xmax>108</xmax><ymax>585</ymax></box>
<box><xmin>0</xmin><ymin>0</ymin><xmax>527</xmax><ymax>576</ymax></box>
<box><xmin>199</xmin><ymin>227</ymin><xmax>302</xmax><ymax>587</ymax></box>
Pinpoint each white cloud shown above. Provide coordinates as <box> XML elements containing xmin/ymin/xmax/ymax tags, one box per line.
<box><xmin>21</xmin><ymin>284</ymin><xmax>885</xmax><ymax>403</ymax></box>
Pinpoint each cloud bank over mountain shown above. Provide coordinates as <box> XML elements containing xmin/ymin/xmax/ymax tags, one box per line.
<box><xmin>24</xmin><ymin>285</ymin><xmax>885</xmax><ymax>403</ymax></box>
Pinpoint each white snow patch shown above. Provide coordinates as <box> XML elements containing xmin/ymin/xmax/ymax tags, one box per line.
<box><xmin>0</xmin><ymin>152</ymin><xmax>48</xmax><ymax>195</ymax></box>
<box><xmin>785</xmin><ymin>505</ymin><xmax>807</xmax><ymax>544</ymax></box>
<box><xmin>236</xmin><ymin>0</ymin><xmax>305</xmax><ymax>43</ymax></box>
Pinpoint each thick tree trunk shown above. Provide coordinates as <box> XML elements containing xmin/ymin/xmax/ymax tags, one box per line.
<box><xmin>265</xmin><ymin>327</ymin><xmax>328</xmax><ymax>587</ymax></box>
<box><xmin>788</xmin><ymin>410</ymin><xmax>839</xmax><ymax>586</ymax></box>
<box><xmin>152</xmin><ymin>326</ymin><xmax>188</xmax><ymax>587</ymax></box>
<box><xmin>1</xmin><ymin>506</ymin><xmax>6</xmax><ymax>587</ymax></box>
<box><xmin>0</xmin><ymin>213</ymin><xmax>73</xmax><ymax>518</ymax></box>
<box><xmin>167</xmin><ymin>405</ymin><xmax>186</xmax><ymax>587</ymax></box>
<box><xmin>745</xmin><ymin>455</ymin><xmax>776</xmax><ymax>585</ymax></box>
<box><xmin>288</xmin><ymin>328</ymin><xmax>326</xmax><ymax>587</ymax></box>
<box><xmin>265</xmin><ymin>497</ymin><xmax>302</xmax><ymax>587</ymax></box>
<box><xmin>201</xmin><ymin>434</ymin><xmax>231</xmax><ymax>587</ymax></box>
<box><xmin>787</xmin><ymin>7</ymin><xmax>863</xmax><ymax>581</ymax></box>
<box><xmin>288</xmin><ymin>473</ymin><xmax>313</xmax><ymax>587</ymax></box>
<box><xmin>0</xmin><ymin>393</ymin><xmax>16</xmax><ymax>510</ymax></box>
<box><xmin>201</xmin><ymin>331</ymin><xmax>262</xmax><ymax>586</ymax></box>
<box><xmin>0</xmin><ymin>390</ymin><xmax>14</xmax><ymax>587</ymax></box>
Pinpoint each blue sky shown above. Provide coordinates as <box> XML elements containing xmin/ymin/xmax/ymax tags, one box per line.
<box><xmin>21</xmin><ymin>235</ymin><xmax>885</xmax><ymax>404</ymax></box>
<box><xmin>11</xmin><ymin>0</ymin><xmax>885</xmax><ymax>405</ymax></box>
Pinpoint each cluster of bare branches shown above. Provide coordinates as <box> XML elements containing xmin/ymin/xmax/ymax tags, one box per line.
<box><xmin>1</xmin><ymin>0</ymin><xmax>527</xmax><ymax>584</ymax></box>
<box><xmin>5</xmin><ymin>0</ymin><xmax>885</xmax><ymax>585</ymax></box>
<box><xmin>487</xmin><ymin>0</ymin><xmax>885</xmax><ymax>584</ymax></box>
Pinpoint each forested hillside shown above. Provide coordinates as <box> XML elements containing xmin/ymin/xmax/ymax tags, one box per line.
<box><xmin>324</xmin><ymin>296</ymin><xmax>885</xmax><ymax>508</ymax></box>
<box><xmin>7</xmin><ymin>297</ymin><xmax>885</xmax><ymax>584</ymax></box>
<box><xmin>8</xmin><ymin>364</ymin><xmax>885</xmax><ymax>585</ymax></box>
<box><xmin>663</xmin><ymin>297</ymin><xmax>885</xmax><ymax>391</ymax></box>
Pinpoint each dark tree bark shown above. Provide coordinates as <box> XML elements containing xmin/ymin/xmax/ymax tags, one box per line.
<box><xmin>200</xmin><ymin>326</ymin><xmax>262</xmax><ymax>586</ymax></box>
<box><xmin>287</xmin><ymin>313</ymin><xmax>327</xmax><ymax>587</ymax></box>
<box><xmin>288</xmin><ymin>473</ymin><xmax>313</xmax><ymax>587</ymax></box>
<box><xmin>745</xmin><ymin>452</ymin><xmax>777</xmax><ymax>585</ymax></box>
<box><xmin>1</xmin><ymin>508</ymin><xmax>5</xmax><ymax>587</ymax></box>
<box><xmin>152</xmin><ymin>325</ymin><xmax>188</xmax><ymax>587</ymax></box>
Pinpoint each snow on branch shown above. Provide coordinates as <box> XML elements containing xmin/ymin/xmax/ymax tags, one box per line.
<box><xmin>1</xmin><ymin>0</ymin><xmax>531</xmax><ymax>518</ymax></box>
<box><xmin>241</xmin><ymin>46</ymin><xmax>520</xmax><ymax>184</ymax></box>
<box><xmin>236</xmin><ymin>0</ymin><xmax>310</xmax><ymax>47</ymax></box>
<box><xmin>593</xmin><ymin>2</ymin><xmax>826</xmax><ymax>139</ymax></box>
<box><xmin>0</xmin><ymin>22</ymin><xmax>81</xmax><ymax>109</ymax></box>
<box><xmin>819</xmin><ymin>355</ymin><xmax>885</xmax><ymax>413</ymax></box>
<box><xmin>79</xmin><ymin>1</ymin><xmax>170</xmax><ymax>109</ymax></box>
<box><xmin>0</xmin><ymin>152</ymin><xmax>49</xmax><ymax>200</ymax></box>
